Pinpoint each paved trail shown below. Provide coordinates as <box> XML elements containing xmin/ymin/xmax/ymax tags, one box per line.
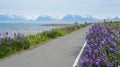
<box><xmin>0</xmin><ymin>25</ymin><xmax>91</xmax><ymax>67</ymax></box>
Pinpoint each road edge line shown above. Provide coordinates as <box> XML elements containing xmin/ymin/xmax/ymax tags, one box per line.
<box><xmin>72</xmin><ymin>41</ymin><xmax>87</xmax><ymax>67</ymax></box>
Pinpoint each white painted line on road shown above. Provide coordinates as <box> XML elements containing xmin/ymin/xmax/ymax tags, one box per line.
<box><xmin>73</xmin><ymin>41</ymin><xmax>87</xmax><ymax>67</ymax></box>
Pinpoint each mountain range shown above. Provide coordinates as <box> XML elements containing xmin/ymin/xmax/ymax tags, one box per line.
<box><xmin>0</xmin><ymin>14</ymin><xmax>120</xmax><ymax>23</ymax></box>
<box><xmin>0</xmin><ymin>15</ymin><xmax>27</xmax><ymax>21</ymax></box>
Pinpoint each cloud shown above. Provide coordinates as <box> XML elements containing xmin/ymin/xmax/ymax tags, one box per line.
<box><xmin>0</xmin><ymin>0</ymin><xmax>120</xmax><ymax>17</ymax></box>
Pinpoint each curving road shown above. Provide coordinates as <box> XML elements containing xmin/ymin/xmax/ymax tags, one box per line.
<box><xmin>0</xmin><ymin>25</ymin><xmax>91</xmax><ymax>67</ymax></box>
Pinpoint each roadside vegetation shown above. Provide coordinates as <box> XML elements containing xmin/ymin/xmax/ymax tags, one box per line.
<box><xmin>80</xmin><ymin>21</ymin><xmax>120</xmax><ymax>67</ymax></box>
<box><xmin>0</xmin><ymin>23</ymin><xmax>90</xmax><ymax>58</ymax></box>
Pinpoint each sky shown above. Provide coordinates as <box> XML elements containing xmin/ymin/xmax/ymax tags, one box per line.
<box><xmin>0</xmin><ymin>0</ymin><xmax>120</xmax><ymax>19</ymax></box>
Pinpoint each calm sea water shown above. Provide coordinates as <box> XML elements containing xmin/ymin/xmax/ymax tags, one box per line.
<box><xmin>0</xmin><ymin>23</ymin><xmax>58</xmax><ymax>36</ymax></box>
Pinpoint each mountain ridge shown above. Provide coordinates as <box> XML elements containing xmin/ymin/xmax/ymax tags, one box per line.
<box><xmin>0</xmin><ymin>14</ymin><xmax>120</xmax><ymax>23</ymax></box>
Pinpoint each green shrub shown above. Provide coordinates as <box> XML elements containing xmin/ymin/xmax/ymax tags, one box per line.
<box><xmin>47</xmin><ymin>29</ymin><xmax>66</xmax><ymax>38</ymax></box>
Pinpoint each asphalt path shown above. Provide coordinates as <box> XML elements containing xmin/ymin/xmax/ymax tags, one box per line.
<box><xmin>0</xmin><ymin>25</ymin><xmax>91</xmax><ymax>67</ymax></box>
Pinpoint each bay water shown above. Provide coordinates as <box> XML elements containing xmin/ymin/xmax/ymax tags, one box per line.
<box><xmin>0</xmin><ymin>23</ymin><xmax>58</xmax><ymax>37</ymax></box>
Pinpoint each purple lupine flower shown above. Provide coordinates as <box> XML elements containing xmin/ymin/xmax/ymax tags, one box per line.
<box><xmin>81</xmin><ymin>57</ymin><xmax>90</xmax><ymax>67</ymax></box>
<box><xmin>14</xmin><ymin>32</ymin><xmax>17</xmax><ymax>36</ymax></box>
<box><xmin>111</xmin><ymin>42</ymin><xmax>116</xmax><ymax>47</ymax></box>
<box><xmin>110</xmin><ymin>62</ymin><xmax>115</xmax><ymax>67</ymax></box>
<box><xmin>115</xmin><ymin>37</ymin><xmax>118</xmax><ymax>41</ymax></box>
<box><xmin>19</xmin><ymin>34</ymin><xmax>25</xmax><ymax>40</ymax></box>
<box><xmin>110</xmin><ymin>34</ymin><xmax>114</xmax><ymax>39</ymax></box>
<box><xmin>0</xmin><ymin>33</ymin><xmax>1</xmax><ymax>37</ymax></box>
<box><xmin>0</xmin><ymin>38</ymin><xmax>2</xmax><ymax>45</ymax></box>
<box><xmin>101</xmin><ymin>40</ymin><xmax>105</xmax><ymax>46</ymax></box>
<box><xmin>5</xmin><ymin>32</ymin><xmax>8</xmax><ymax>36</ymax></box>
<box><xmin>108</xmin><ymin>46</ymin><xmax>113</xmax><ymax>52</ymax></box>
<box><xmin>108</xmin><ymin>37</ymin><xmax>112</xmax><ymax>43</ymax></box>
<box><xmin>5</xmin><ymin>36</ymin><xmax>11</xmax><ymax>41</ymax></box>
<box><xmin>80</xmin><ymin>24</ymin><xmax>119</xmax><ymax>66</ymax></box>
<box><xmin>95</xmin><ymin>61</ymin><xmax>100</xmax><ymax>67</ymax></box>
<box><xmin>0</xmin><ymin>41</ymin><xmax>2</xmax><ymax>45</ymax></box>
